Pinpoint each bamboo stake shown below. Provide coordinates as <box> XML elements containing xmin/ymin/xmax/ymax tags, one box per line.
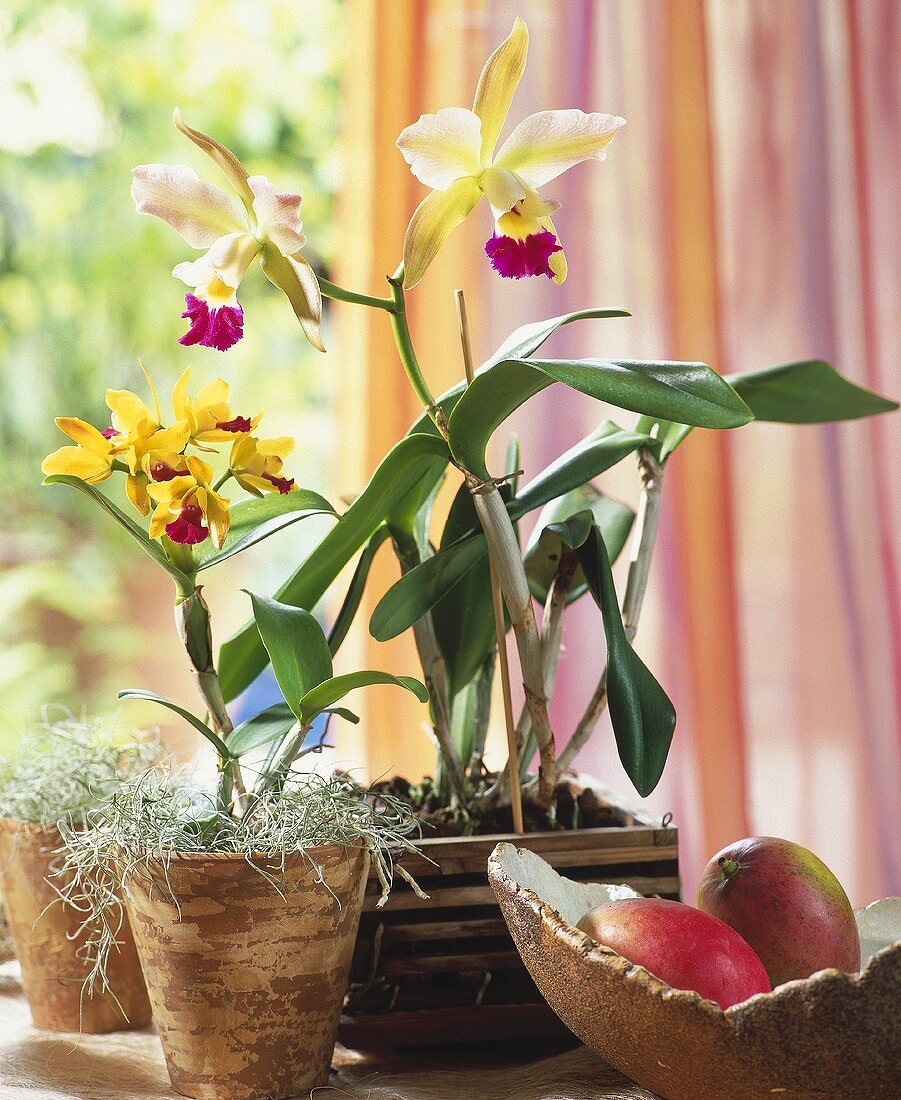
<box><xmin>455</xmin><ymin>289</ymin><xmax>524</xmax><ymax>835</ymax></box>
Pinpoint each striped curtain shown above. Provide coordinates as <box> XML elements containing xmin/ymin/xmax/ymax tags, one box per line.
<box><xmin>335</xmin><ymin>0</ymin><xmax>900</xmax><ymax>905</ymax></box>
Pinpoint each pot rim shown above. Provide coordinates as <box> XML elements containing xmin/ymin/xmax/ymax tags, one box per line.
<box><xmin>119</xmin><ymin>838</ymin><xmax>370</xmax><ymax>864</ymax></box>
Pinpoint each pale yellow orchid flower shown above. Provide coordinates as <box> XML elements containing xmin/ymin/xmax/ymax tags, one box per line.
<box><xmin>396</xmin><ymin>18</ymin><xmax>625</xmax><ymax>287</ymax></box>
<box><xmin>229</xmin><ymin>435</ymin><xmax>297</xmax><ymax>496</ymax></box>
<box><xmin>147</xmin><ymin>455</ymin><xmax>230</xmax><ymax>548</ymax></box>
<box><xmin>172</xmin><ymin>368</ymin><xmax>262</xmax><ymax>444</ymax></box>
<box><xmin>132</xmin><ymin>110</ymin><xmax>324</xmax><ymax>352</ymax></box>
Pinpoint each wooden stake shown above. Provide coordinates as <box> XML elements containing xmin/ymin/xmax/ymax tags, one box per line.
<box><xmin>455</xmin><ymin>289</ymin><xmax>525</xmax><ymax>835</ymax></box>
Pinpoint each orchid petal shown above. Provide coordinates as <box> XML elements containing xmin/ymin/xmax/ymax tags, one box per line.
<box><xmin>173</xmin><ymin>108</ymin><xmax>256</xmax><ymax>216</ymax></box>
<box><xmin>472</xmin><ymin>18</ymin><xmax>529</xmax><ymax>163</ymax></box>
<box><xmin>172</xmin><ymin>232</ymin><xmax>259</xmax><ymax>294</ymax></box>
<box><xmin>131</xmin><ymin>164</ymin><xmax>245</xmax><ymax>248</ymax></box>
<box><xmin>493</xmin><ymin>110</ymin><xmax>626</xmax><ymax>187</ymax></box>
<box><xmin>53</xmin><ymin>417</ymin><xmax>113</xmax><ymax>456</ymax></box>
<box><xmin>542</xmin><ymin>214</ymin><xmax>567</xmax><ymax>284</ymax></box>
<box><xmin>248</xmin><ymin>176</ymin><xmax>306</xmax><ymax>256</ymax></box>
<box><xmin>126</xmin><ymin>473</ymin><xmax>151</xmax><ymax>516</ymax></box>
<box><xmin>396</xmin><ymin>107</ymin><xmax>483</xmax><ymax>190</ymax></box>
<box><xmin>41</xmin><ymin>446</ymin><xmax>112</xmax><ymax>483</ymax></box>
<box><xmin>258</xmin><ymin>244</ymin><xmax>324</xmax><ymax>352</ymax></box>
<box><xmin>479</xmin><ymin>166</ymin><xmax>527</xmax><ymax>218</ymax></box>
<box><xmin>401</xmin><ymin>175</ymin><xmax>482</xmax><ymax>289</ymax></box>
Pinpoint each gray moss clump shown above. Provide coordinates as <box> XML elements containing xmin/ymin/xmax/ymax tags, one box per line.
<box><xmin>56</xmin><ymin>768</ymin><xmax>424</xmax><ymax>995</ymax></box>
<box><xmin>0</xmin><ymin>715</ymin><xmax>157</xmax><ymax>825</ymax></box>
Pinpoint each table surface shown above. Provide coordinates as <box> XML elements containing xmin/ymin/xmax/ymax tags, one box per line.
<box><xmin>0</xmin><ymin>962</ymin><xmax>660</xmax><ymax>1100</ymax></box>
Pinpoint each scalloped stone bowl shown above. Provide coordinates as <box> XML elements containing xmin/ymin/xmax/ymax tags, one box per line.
<box><xmin>488</xmin><ymin>844</ymin><xmax>901</xmax><ymax>1100</ymax></box>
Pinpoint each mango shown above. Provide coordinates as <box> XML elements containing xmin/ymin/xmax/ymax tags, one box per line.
<box><xmin>576</xmin><ymin>896</ymin><xmax>770</xmax><ymax>1010</ymax></box>
<box><xmin>696</xmin><ymin>836</ymin><xmax>861</xmax><ymax>986</ymax></box>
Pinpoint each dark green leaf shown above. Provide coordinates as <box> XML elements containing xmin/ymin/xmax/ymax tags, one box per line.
<box><xmin>218</xmin><ymin>433</ymin><xmax>450</xmax><ymax>702</ymax></box>
<box><xmin>328</xmin><ymin>527</ymin><xmax>391</xmax><ymax>657</ymax></box>
<box><xmin>637</xmin><ymin>360</ymin><xmax>899</xmax><ymax>464</ymax></box>
<box><xmin>194</xmin><ymin>491</ymin><xmax>336</xmax><ymax>570</ymax></box>
<box><xmin>577</xmin><ymin>528</ymin><xmax>676</xmax><ymax>797</ymax></box>
<box><xmin>227</xmin><ymin>702</ymin><xmax>297</xmax><ymax>757</ymax></box>
<box><xmin>525</xmin><ymin>486</ymin><xmax>635</xmax><ymax>604</ymax></box>
<box><xmin>727</xmin><ymin>359</ymin><xmax>898</xmax><ymax>423</ymax></box>
<box><xmin>117</xmin><ymin>689</ymin><xmax>231</xmax><ymax>759</ymax></box>
<box><xmin>513</xmin><ymin>422</ymin><xmax>651</xmax><ymax>517</ymax></box>
<box><xmin>480</xmin><ymin>307</ymin><xmax>632</xmax><ymax>371</ymax></box>
<box><xmin>431</xmin><ymin>484</ymin><xmax>497</xmax><ymax>696</ymax></box>
<box><xmin>371</xmin><ymin>533</ymin><xmax>487</xmax><ymax>643</ymax></box>
<box><xmin>322</xmin><ymin>706</ymin><xmax>360</xmax><ymax>725</ymax></box>
<box><xmin>299</xmin><ymin>671</ymin><xmax>428</xmax><ymax>725</ymax></box>
<box><xmin>44</xmin><ymin>475</ymin><xmax>193</xmax><ymax>591</ymax></box>
<box><xmin>370</xmin><ymin>423</ymin><xmax>650</xmax><ymax>644</ymax></box>
<box><xmin>448</xmin><ymin>358</ymin><xmax>753</xmax><ymax>478</ymax></box>
<box><xmin>247</xmin><ymin>593</ymin><xmax>333</xmax><ymax>719</ymax></box>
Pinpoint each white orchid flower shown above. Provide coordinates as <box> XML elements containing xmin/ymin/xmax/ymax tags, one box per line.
<box><xmin>131</xmin><ymin>110</ymin><xmax>324</xmax><ymax>352</ymax></box>
<box><xmin>396</xmin><ymin>18</ymin><xmax>625</xmax><ymax>288</ymax></box>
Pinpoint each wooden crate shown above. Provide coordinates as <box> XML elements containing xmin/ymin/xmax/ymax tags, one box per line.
<box><xmin>340</xmin><ymin>783</ymin><xmax>679</xmax><ymax>1047</ymax></box>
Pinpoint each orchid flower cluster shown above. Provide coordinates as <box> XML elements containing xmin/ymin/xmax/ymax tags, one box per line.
<box><xmin>128</xmin><ymin>19</ymin><xmax>623</xmax><ymax>351</ymax></box>
<box><xmin>43</xmin><ymin>366</ymin><xmax>297</xmax><ymax>550</ymax></box>
<box><xmin>43</xmin><ymin>18</ymin><xmax>896</xmax><ymax>830</ymax></box>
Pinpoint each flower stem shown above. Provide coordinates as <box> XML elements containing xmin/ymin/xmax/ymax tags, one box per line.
<box><xmin>213</xmin><ymin>470</ymin><xmax>232</xmax><ymax>492</ymax></box>
<box><xmin>387</xmin><ymin>265</ymin><xmax>441</xmax><ymax>423</ymax></box>
<box><xmin>319</xmin><ymin>277</ymin><xmax>396</xmax><ymax>313</ymax></box>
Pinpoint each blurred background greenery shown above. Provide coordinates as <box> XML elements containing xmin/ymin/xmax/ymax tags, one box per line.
<box><xmin>0</xmin><ymin>0</ymin><xmax>344</xmax><ymax>742</ymax></box>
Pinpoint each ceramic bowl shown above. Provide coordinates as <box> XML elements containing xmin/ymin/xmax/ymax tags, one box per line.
<box><xmin>488</xmin><ymin>843</ymin><xmax>901</xmax><ymax>1100</ymax></box>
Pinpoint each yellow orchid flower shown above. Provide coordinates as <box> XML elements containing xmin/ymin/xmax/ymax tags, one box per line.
<box><xmin>147</xmin><ymin>455</ymin><xmax>230</xmax><ymax>548</ymax></box>
<box><xmin>131</xmin><ymin>110</ymin><xmax>324</xmax><ymax>353</ymax></box>
<box><xmin>172</xmin><ymin>368</ymin><xmax>262</xmax><ymax>444</ymax></box>
<box><xmin>396</xmin><ymin>18</ymin><xmax>625</xmax><ymax>287</ymax></box>
<box><xmin>122</xmin><ymin>430</ymin><xmax>192</xmax><ymax>515</ymax></box>
<box><xmin>42</xmin><ymin>419</ymin><xmax>116</xmax><ymax>483</ymax></box>
<box><xmin>229</xmin><ymin>435</ymin><xmax>297</xmax><ymax>496</ymax></box>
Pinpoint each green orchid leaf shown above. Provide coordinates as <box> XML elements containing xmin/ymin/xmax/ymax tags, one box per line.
<box><xmin>117</xmin><ymin>689</ymin><xmax>231</xmax><ymax>759</ymax></box>
<box><xmin>525</xmin><ymin>486</ymin><xmax>635</xmax><ymax>605</ymax></box>
<box><xmin>480</xmin><ymin>307</ymin><xmax>632</xmax><ymax>371</ymax></box>
<box><xmin>447</xmin><ymin>358</ymin><xmax>753</xmax><ymax>479</ymax></box>
<box><xmin>328</xmin><ymin>527</ymin><xmax>391</xmax><ymax>658</ymax></box>
<box><xmin>226</xmin><ymin>702</ymin><xmax>296</xmax><ymax>758</ymax></box>
<box><xmin>371</xmin><ymin>530</ymin><xmax>487</xmax><ymax>643</ymax></box>
<box><xmin>429</xmin><ymin>482</ymin><xmax>503</xmax><ymax>696</ymax></box>
<box><xmin>299</xmin><ymin>672</ymin><xmax>428</xmax><ymax>725</ymax></box>
<box><xmin>370</xmin><ymin>423</ymin><xmax>650</xmax><ymax>645</ymax></box>
<box><xmin>636</xmin><ymin>360</ymin><xmax>899</xmax><ymax>464</ymax></box>
<box><xmin>322</xmin><ymin>706</ymin><xmax>360</xmax><ymax>725</ymax></box>
<box><xmin>218</xmin><ymin>433</ymin><xmax>451</xmax><ymax>702</ymax></box>
<box><xmin>44</xmin><ymin>475</ymin><xmax>193</xmax><ymax>591</ymax></box>
<box><xmin>408</xmin><ymin>309</ymin><xmax>630</xmax><ymax>438</ymax></box>
<box><xmin>727</xmin><ymin>359</ymin><xmax>898</xmax><ymax>423</ymax></box>
<box><xmin>247</xmin><ymin>592</ymin><xmax>333</xmax><ymax>720</ymax></box>
<box><xmin>577</xmin><ymin>527</ymin><xmax>676</xmax><ymax>797</ymax></box>
<box><xmin>194</xmin><ymin>491</ymin><xmax>336</xmax><ymax>571</ymax></box>
<box><xmin>513</xmin><ymin>422</ymin><xmax>651</xmax><ymax>516</ymax></box>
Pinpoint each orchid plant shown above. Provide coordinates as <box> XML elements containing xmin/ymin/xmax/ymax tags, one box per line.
<box><xmin>46</xmin><ymin>18</ymin><xmax>897</xmax><ymax>832</ymax></box>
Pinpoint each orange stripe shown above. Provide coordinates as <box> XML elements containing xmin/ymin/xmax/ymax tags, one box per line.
<box><xmin>662</xmin><ymin>0</ymin><xmax>750</xmax><ymax>856</ymax></box>
<box><xmin>334</xmin><ymin>0</ymin><xmax>484</xmax><ymax>782</ymax></box>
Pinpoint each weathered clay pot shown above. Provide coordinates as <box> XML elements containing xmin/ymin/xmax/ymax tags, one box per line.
<box><xmin>0</xmin><ymin>817</ymin><xmax>151</xmax><ymax>1033</ymax></box>
<box><xmin>121</xmin><ymin>843</ymin><xmax>369</xmax><ymax>1100</ymax></box>
<box><xmin>489</xmin><ymin>843</ymin><xmax>901</xmax><ymax>1100</ymax></box>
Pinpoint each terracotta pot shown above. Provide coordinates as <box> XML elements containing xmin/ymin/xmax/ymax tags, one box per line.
<box><xmin>121</xmin><ymin>843</ymin><xmax>369</xmax><ymax>1100</ymax></box>
<box><xmin>0</xmin><ymin>817</ymin><xmax>151</xmax><ymax>1033</ymax></box>
<box><xmin>489</xmin><ymin>843</ymin><xmax>901</xmax><ymax>1100</ymax></box>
